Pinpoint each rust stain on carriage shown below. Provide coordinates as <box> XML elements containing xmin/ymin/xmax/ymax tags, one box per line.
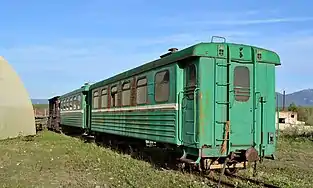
<box><xmin>131</xmin><ymin>77</ymin><xmax>137</xmax><ymax>106</ymax></box>
<box><xmin>117</xmin><ymin>82</ymin><xmax>122</xmax><ymax>107</ymax></box>
<box><xmin>107</xmin><ymin>85</ymin><xmax>111</xmax><ymax>109</ymax></box>
<box><xmin>220</xmin><ymin>121</ymin><xmax>230</xmax><ymax>154</ymax></box>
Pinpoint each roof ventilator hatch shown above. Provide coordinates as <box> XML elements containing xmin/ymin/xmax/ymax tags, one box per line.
<box><xmin>160</xmin><ymin>48</ymin><xmax>179</xmax><ymax>58</ymax></box>
<box><xmin>211</xmin><ymin>36</ymin><xmax>226</xmax><ymax>43</ymax></box>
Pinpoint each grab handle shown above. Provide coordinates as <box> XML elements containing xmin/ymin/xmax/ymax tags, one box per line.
<box><xmin>193</xmin><ymin>87</ymin><xmax>200</xmax><ymax>144</ymax></box>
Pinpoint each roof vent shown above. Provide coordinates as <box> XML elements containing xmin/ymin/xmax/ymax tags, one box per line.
<box><xmin>81</xmin><ymin>82</ymin><xmax>90</xmax><ymax>88</ymax></box>
<box><xmin>160</xmin><ymin>48</ymin><xmax>179</xmax><ymax>58</ymax></box>
<box><xmin>211</xmin><ymin>36</ymin><xmax>226</xmax><ymax>43</ymax></box>
<box><xmin>169</xmin><ymin>48</ymin><xmax>178</xmax><ymax>52</ymax></box>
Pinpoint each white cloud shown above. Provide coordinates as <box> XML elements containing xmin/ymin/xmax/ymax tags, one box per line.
<box><xmin>183</xmin><ymin>17</ymin><xmax>313</xmax><ymax>26</ymax></box>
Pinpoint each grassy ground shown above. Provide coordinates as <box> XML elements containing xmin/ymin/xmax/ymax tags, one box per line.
<box><xmin>32</xmin><ymin>104</ymin><xmax>49</xmax><ymax>109</ymax></box>
<box><xmin>0</xmin><ymin>131</ymin><xmax>312</xmax><ymax>188</ymax></box>
<box><xmin>33</xmin><ymin>104</ymin><xmax>49</xmax><ymax>117</ymax></box>
<box><xmin>0</xmin><ymin>131</ymin><xmax>210</xmax><ymax>188</ymax></box>
<box><xmin>235</xmin><ymin>133</ymin><xmax>313</xmax><ymax>188</ymax></box>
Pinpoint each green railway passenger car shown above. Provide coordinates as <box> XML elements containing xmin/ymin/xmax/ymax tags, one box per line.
<box><xmin>48</xmin><ymin>38</ymin><xmax>281</xmax><ymax>172</ymax></box>
<box><xmin>87</xmin><ymin>40</ymin><xmax>280</xmax><ymax>169</ymax></box>
<box><xmin>59</xmin><ymin>84</ymin><xmax>90</xmax><ymax>130</ymax></box>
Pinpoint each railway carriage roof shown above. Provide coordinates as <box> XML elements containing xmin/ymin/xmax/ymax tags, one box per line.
<box><xmin>90</xmin><ymin>42</ymin><xmax>280</xmax><ymax>89</ymax></box>
<box><xmin>60</xmin><ymin>84</ymin><xmax>90</xmax><ymax>98</ymax></box>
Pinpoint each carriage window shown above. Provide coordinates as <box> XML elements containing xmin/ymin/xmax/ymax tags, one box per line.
<box><xmin>65</xmin><ymin>99</ymin><xmax>68</xmax><ymax>110</ymax></box>
<box><xmin>60</xmin><ymin>100</ymin><xmax>62</xmax><ymax>110</ymax></box>
<box><xmin>101</xmin><ymin>88</ymin><xmax>108</xmax><ymax>108</ymax></box>
<box><xmin>73</xmin><ymin>96</ymin><xmax>77</xmax><ymax>110</ymax></box>
<box><xmin>77</xmin><ymin>95</ymin><xmax>81</xmax><ymax>109</ymax></box>
<box><xmin>137</xmin><ymin>77</ymin><xmax>147</xmax><ymax>104</ymax></box>
<box><xmin>234</xmin><ymin>66</ymin><xmax>250</xmax><ymax>102</ymax></box>
<box><xmin>93</xmin><ymin>91</ymin><xmax>99</xmax><ymax>109</ymax></box>
<box><xmin>69</xmin><ymin>97</ymin><xmax>73</xmax><ymax>110</ymax></box>
<box><xmin>111</xmin><ymin>85</ymin><xmax>118</xmax><ymax>107</ymax></box>
<box><xmin>66</xmin><ymin>99</ymin><xmax>69</xmax><ymax>110</ymax></box>
<box><xmin>186</xmin><ymin>64</ymin><xmax>197</xmax><ymax>99</ymax></box>
<box><xmin>155</xmin><ymin>70</ymin><xmax>170</xmax><ymax>102</ymax></box>
<box><xmin>188</xmin><ymin>64</ymin><xmax>196</xmax><ymax>87</ymax></box>
<box><xmin>122</xmin><ymin>82</ymin><xmax>131</xmax><ymax>106</ymax></box>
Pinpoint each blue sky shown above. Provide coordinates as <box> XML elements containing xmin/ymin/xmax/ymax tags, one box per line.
<box><xmin>0</xmin><ymin>0</ymin><xmax>313</xmax><ymax>98</ymax></box>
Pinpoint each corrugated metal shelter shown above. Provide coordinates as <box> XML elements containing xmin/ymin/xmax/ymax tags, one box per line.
<box><xmin>0</xmin><ymin>56</ymin><xmax>36</xmax><ymax>140</ymax></box>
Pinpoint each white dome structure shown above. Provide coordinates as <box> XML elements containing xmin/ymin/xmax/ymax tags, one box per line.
<box><xmin>0</xmin><ymin>56</ymin><xmax>36</xmax><ymax>140</ymax></box>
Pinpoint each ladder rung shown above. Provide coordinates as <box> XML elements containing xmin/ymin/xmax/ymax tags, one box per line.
<box><xmin>216</xmin><ymin>83</ymin><xmax>230</xmax><ymax>86</ymax></box>
<box><xmin>217</xmin><ymin>63</ymin><xmax>231</xmax><ymax>67</ymax></box>
<box><xmin>216</xmin><ymin>139</ymin><xmax>229</xmax><ymax>141</ymax></box>
<box><xmin>216</xmin><ymin>101</ymin><xmax>229</xmax><ymax>104</ymax></box>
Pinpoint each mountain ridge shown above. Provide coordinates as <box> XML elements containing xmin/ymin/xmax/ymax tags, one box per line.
<box><xmin>276</xmin><ymin>89</ymin><xmax>313</xmax><ymax>107</ymax></box>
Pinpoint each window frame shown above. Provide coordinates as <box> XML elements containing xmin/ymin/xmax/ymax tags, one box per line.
<box><xmin>233</xmin><ymin>66</ymin><xmax>250</xmax><ymax>102</ymax></box>
<box><xmin>73</xmin><ymin>96</ymin><xmax>77</xmax><ymax>110</ymax></box>
<box><xmin>186</xmin><ymin>64</ymin><xmax>197</xmax><ymax>88</ymax></box>
<box><xmin>60</xmin><ymin>100</ymin><xmax>63</xmax><ymax>111</ymax></box>
<box><xmin>77</xmin><ymin>95</ymin><xmax>81</xmax><ymax>110</ymax></box>
<box><xmin>67</xmin><ymin>98</ymin><xmax>69</xmax><ymax>110</ymax></box>
<box><xmin>69</xmin><ymin>97</ymin><xmax>73</xmax><ymax>110</ymax></box>
<box><xmin>154</xmin><ymin>69</ymin><xmax>170</xmax><ymax>103</ymax></box>
<box><xmin>65</xmin><ymin>99</ymin><xmax>67</xmax><ymax>110</ymax></box>
<box><xmin>111</xmin><ymin>84</ymin><xmax>118</xmax><ymax>107</ymax></box>
<box><xmin>93</xmin><ymin>90</ymin><xmax>100</xmax><ymax>109</ymax></box>
<box><xmin>122</xmin><ymin>80</ymin><xmax>131</xmax><ymax>106</ymax></box>
<box><xmin>100</xmin><ymin>87</ymin><xmax>108</xmax><ymax>108</ymax></box>
<box><xmin>185</xmin><ymin>63</ymin><xmax>197</xmax><ymax>100</ymax></box>
<box><xmin>136</xmin><ymin>76</ymin><xmax>148</xmax><ymax>105</ymax></box>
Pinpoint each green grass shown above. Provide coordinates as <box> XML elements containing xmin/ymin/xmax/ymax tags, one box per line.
<box><xmin>0</xmin><ymin>131</ymin><xmax>312</xmax><ymax>188</ymax></box>
<box><xmin>32</xmin><ymin>104</ymin><xmax>48</xmax><ymax>110</ymax></box>
<box><xmin>33</xmin><ymin>104</ymin><xmax>49</xmax><ymax>117</ymax></box>
<box><xmin>236</xmin><ymin>135</ymin><xmax>313</xmax><ymax>188</ymax></box>
<box><xmin>0</xmin><ymin>131</ymin><xmax>211</xmax><ymax>188</ymax></box>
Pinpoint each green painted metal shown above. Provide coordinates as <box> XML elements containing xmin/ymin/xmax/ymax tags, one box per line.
<box><xmin>229</xmin><ymin>62</ymin><xmax>254</xmax><ymax>147</ymax></box>
<box><xmin>58</xmin><ymin>41</ymin><xmax>280</xmax><ymax>161</ymax></box>
<box><xmin>192</xmin><ymin>44</ymin><xmax>280</xmax><ymax>159</ymax></box>
<box><xmin>60</xmin><ymin>112</ymin><xmax>84</xmax><ymax>127</ymax></box>
<box><xmin>91</xmin><ymin>110</ymin><xmax>177</xmax><ymax>143</ymax></box>
<box><xmin>88</xmin><ymin>65</ymin><xmax>178</xmax><ymax>144</ymax></box>
<box><xmin>60</xmin><ymin>84</ymin><xmax>90</xmax><ymax>129</ymax></box>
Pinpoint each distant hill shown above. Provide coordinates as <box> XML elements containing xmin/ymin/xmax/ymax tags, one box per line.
<box><xmin>276</xmin><ymin>89</ymin><xmax>313</xmax><ymax>107</ymax></box>
<box><xmin>31</xmin><ymin>99</ymin><xmax>48</xmax><ymax>104</ymax></box>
